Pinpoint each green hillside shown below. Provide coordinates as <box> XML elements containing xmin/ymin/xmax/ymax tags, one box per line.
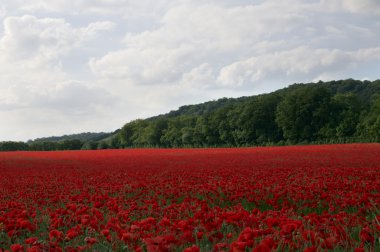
<box><xmin>28</xmin><ymin>132</ymin><xmax>113</xmax><ymax>144</ymax></box>
<box><xmin>1</xmin><ymin>79</ymin><xmax>380</xmax><ymax>151</ymax></box>
<box><xmin>110</xmin><ymin>79</ymin><xmax>380</xmax><ymax>148</ymax></box>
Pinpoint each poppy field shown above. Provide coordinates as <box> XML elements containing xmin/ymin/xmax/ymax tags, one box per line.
<box><xmin>0</xmin><ymin>144</ymin><xmax>379</xmax><ymax>251</ymax></box>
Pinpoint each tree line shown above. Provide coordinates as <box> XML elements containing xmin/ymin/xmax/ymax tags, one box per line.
<box><xmin>0</xmin><ymin>139</ymin><xmax>84</xmax><ymax>151</ymax></box>
<box><xmin>1</xmin><ymin>79</ymin><xmax>380</xmax><ymax>151</ymax></box>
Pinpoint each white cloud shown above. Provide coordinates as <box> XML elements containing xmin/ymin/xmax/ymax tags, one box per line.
<box><xmin>0</xmin><ymin>15</ymin><xmax>114</xmax><ymax>62</ymax></box>
<box><xmin>0</xmin><ymin>0</ymin><xmax>380</xmax><ymax>140</ymax></box>
<box><xmin>10</xmin><ymin>0</ymin><xmax>173</xmax><ymax>20</ymax></box>
<box><xmin>0</xmin><ymin>6</ymin><xmax>6</xmax><ymax>18</ymax></box>
<box><xmin>321</xmin><ymin>0</ymin><xmax>380</xmax><ymax>14</ymax></box>
<box><xmin>0</xmin><ymin>80</ymin><xmax>120</xmax><ymax>141</ymax></box>
<box><xmin>0</xmin><ymin>15</ymin><xmax>115</xmax><ymax>88</ymax></box>
<box><xmin>217</xmin><ymin>46</ymin><xmax>380</xmax><ymax>88</ymax></box>
<box><xmin>89</xmin><ymin>1</ymin><xmax>308</xmax><ymax>87</ymax></box>
<box><xmin>0</xmin><ymin>15</ymin><xmax>118</xmax><ymax>140</ymax></box>
<box><xmin>0</xmin><ymin>81</ymin><xmax>115</xmax><ymax>111</ymax></box>
<box><xmin>89</xmin><ymin>0</ymin><xmax>380</xmax><ymax>92</ymax></box>
<box><xmin>181</xmin><ymin>63</ymin><xmax>215</xmax><ymax>89</ymax></box>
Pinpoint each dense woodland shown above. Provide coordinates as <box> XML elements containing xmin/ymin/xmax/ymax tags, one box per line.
<box><xmin>1</xmin><ymin>79</ymin><xmax>380</xmax><ymax>151</ymax></box>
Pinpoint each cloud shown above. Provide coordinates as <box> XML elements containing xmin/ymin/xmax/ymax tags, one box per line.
<box><xmin>217</xmin><ymin>46</ymin><xmax>380</xmax><ymax>88</ymax></box>
<box><xmin>89</xmin><ymin>0</ymin><xmax>380</xmax><ymax>92</ymax></box>
<box><xmin>0</xmin><ymin>15</ymin><xmax>118</xmax><ymax>140</ymax></box>
<box><xmin>0</xmin><ymin>0</ymin><xmax>379</xmax><ymax>140</ymax></box>
<box><xmin>181</xmin><ymin>63</ymin><xmax>215</xmax><ymax>89</ymax></box>
<box><xmin>0</xmin><ymin>81</ymin><xmax>116</xmax><ymax>112</ymax></box>
<box><xmin>0</xmin><ymin>15</ymin><xmax>114</xmax><ymax>62</ymax></box>
<box><xmin>321</xmin><ymin>0</ymin><xmax>380</xmax><ymax>14</ymax></box>
<box><xmin>89</xmin><ymin>1</ymin><xmax>308</xmax><ymax>87</ymax></box>
<box><xmin>0</xmin><ymin>15</ymin><xmax>115</xmax><ymax>89</ymax></box>
<box><xmin>0</xmin><ymin>5</ymin><xmax>6</xmax><ymax>18</ymax></box>
<box><xmin>8</xmin><ymin>0</ymin><xmax>173</xmax><ymax>21</ymax></box>
<box><xmin>0</xmin><ymin>80</ymin><xmax>120</xmax><ymax>141</ymax></box>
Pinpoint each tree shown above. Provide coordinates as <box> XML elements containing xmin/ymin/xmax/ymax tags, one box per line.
<box><xmin>193</xmin><ymin>117</ymin><xmax>207</xmax><ymax>147</ymax></box>
<box><xmin>160</xmin><ymin>119</ymin><xmax>182</xmax><ymax>147</ymax></box>
<box><xmin>58</xmin><ymin>139</ymin><xmax>83</xmax><ymax>150</ymax></box>
<box><xmin>216</xmin><ymin>106</ymin><xmax>235</xmax><ymax>146</ymax></box>
<box><xmin>333</xmin><ymin>93</ymin><xmax>361</xmax><ymax>138</ymax></box>
<box><xmin>357</xmin><ymin>94</ymin><xmax>380</xmax><ymax>141</ymax></box>
<box><xmin>0</xmin><ymin>141</ymin><xmax>29</xmax><ymax>151</ymax></box>
<box><xmin>81</xmin><ymin>141</ymin><xmax>99</xmax><ymax>150</ymax></box>
<box><xmin>150</xmin><ymin>119</ymin><xmax>168</xmax><ymax>146</ymax></box>
<box><xmin>98</xmin><ymin>141</ymin><xmax>109</xmax><ymax>149</ymax></box>
<box><xmin>236</xmin><ymin>94</ymin><xmax>282</xmax><ymax>145</ymax></box>
<box><xmin>181</xmin><ymin>127</ymin><xmax>194</xmax><ymax>146</ymax></box>
<box><xmin>276</xmin><ymin>86</ymin><xmax>332</xmax><ymax>142</ymax></box>
<box><xmin>29</xmin><ymin>141</ymin><xmax>58</xmax><ymax>151</ymax></box>
<box><xmin>119</xmin><ymin>122</ymin><xmax>135</xmax><ymax>147</ymax></box>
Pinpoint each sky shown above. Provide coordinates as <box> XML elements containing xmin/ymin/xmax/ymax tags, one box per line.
<box><xmin>0</xmin><ymin>0</ymin><xmax>379</xmax><ymax>141</ymax></box>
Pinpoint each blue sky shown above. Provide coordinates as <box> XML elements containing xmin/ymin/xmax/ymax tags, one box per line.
<box><xmin>0</xmin><ymin>0</ymin><xmax>379</xmax><ymax>141</ymax></box>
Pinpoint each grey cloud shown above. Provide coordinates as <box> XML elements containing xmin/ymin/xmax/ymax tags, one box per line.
<box><xmin>89</xmin><ymin>0</ymin><xmax>380</xmax><ymax>91</ymax></box>
<box><xmin>12</xmin><ymin>0</ymin><xmax>173</xmax><ymax>19</ymax></box>
<box><xmin>0</xmin><ymin>15</ymin><xmax>116</xmax><ymax>94</ymax></box>
<box><xmin>181</xmin><ymin>63</ymin><xmax>215</xmax><ymax>89</ymax></box>
<box><xmin>89</xmin><ymin>1</ymin><xmax>309</xmax><ymax>86</ymax></box>
<box><xmin>0</xmin><ymin>15</ymin><xmax>114</xmax><ymax>62</ymax></box>
<box><xmin>0</xmin><ymin>81</ymin><xmax>118</xmax><ymax>114</ymax></box>
<box><xmin>217</xmin><ymin>47</ymin><xmax>380</xmax><ymax>88</ymax></box>
<box><xmin>0</xmin><ymin>6</ymin><xmax>5</xmax><ymax>18</ymax></box>
<box><xmin>0</xmin><ymin>0</ymin><xmax>379</xmax><ymax>140</ymax></box>
<box><xmin>32</xmin><ymin>82</ymin><xmax>117</xmax><ymax>113</ymax></box>
<box><xmin>321</xmin><ymin>0</ymin><xmax>380</xmax><ymax>14</ymax></box>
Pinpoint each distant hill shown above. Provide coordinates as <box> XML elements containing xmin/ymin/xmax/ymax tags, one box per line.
<box><xmin>111</xmin><ymin>78</ymin><xmax>380</xmax><ymax>148</ymax></box>
<box><xmin>1</xmin><ymin>78</ymin><xmax>380</xmax><ymax>151</ymax></box>
<box><xmin>147</xmin><ymin>96</ymin><xmax>251</xmax><ymax>120</ymax></box>
<box><xmin>27</xmin><ymin>132</ymin><xmax>113</xmax><ymax>144</ymax></box>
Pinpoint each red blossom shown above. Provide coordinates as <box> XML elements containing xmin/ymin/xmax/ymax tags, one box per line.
<box><xmin>84</xmin><ymin>237</ymin><xmax>97</xmax><ymax>245</ymax></box>
<box><xmin>24</xmin><ymin>237</ymin><xmax>38</xmax><ymax>245</ymax></box>
<box><xmin>359</xmin><ymin>226</ymin><xmax>374</xmax><ymax>244</ymax></box>
<box><xmin>0</xmin><ymin>144</ymin><xmax>379</xmax><ymax>250</ymax></box>
<box><xmin>183</xmin><ymin>245</ymin><xmax>200</xmax><ymax>252</ymax></box>
<box><xmin>49</xmin><ymin>229</ymin><xmax>63</xmax><ymax>242</ymax></box>
<box><xmin>10</xmin><ymin>244</ymin><xmax>24</xmax><ymax>252</ymax></box>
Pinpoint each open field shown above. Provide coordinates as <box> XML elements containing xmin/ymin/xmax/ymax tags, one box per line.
<box><xmin>0</xmin><ymin>144</ymin><xmax>379</xmax><ymax>251</ymax></box>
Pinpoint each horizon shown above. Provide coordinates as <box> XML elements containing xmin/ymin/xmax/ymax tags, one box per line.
<box><xmin>1</xmin><ymin>0</ymin><xmax>380</xmax><ymax>141</ymax></box>
<box><xmin>11</xmin><ymin>78</ymin><xmax>380</xmax><ymax>143</ymax></box>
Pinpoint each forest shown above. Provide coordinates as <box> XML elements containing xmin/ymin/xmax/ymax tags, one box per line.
<box><xmin>1</xmin><ymin>79</ymin><xmax>380</xmax><ymax>151</ymax></box>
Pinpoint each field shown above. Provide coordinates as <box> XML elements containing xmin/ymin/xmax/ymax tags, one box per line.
<box><xmin>0</xmin><ymin>144</ymin><xmax>379</xmax><ymax>251</ymax></box>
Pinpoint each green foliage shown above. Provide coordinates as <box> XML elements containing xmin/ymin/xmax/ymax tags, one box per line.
<box><xmin>357</xmin><ymin>94</ymin><xmax>380</xmax><ymax>141</ymax></box>
<box><xmin>28</xmin><ymin>139</ymin><xmax>84</xmax><ymax>151</ymax></box>
<box><xmin>58</xmin><ymin>139</ymin><xmax>83</xmax><ymax>150</ymax></box>
<box><xmin>28</xmin><ymin>132</ymin><xmax>112</xmax><ymax>143</ymax></box>
<box><xmin>113</xmin><ymin>79</ymin><xmax>379</xmax><ymax>148</ymax></box>
<box><xmin>81</xmin><ymin>141</ymin><xmax>99</xmax><ymax>150</ymax></box>
<box><xmin>0</xmin><ymin>141</ymin><xmax>29</xmax><ymax>151</ymax></box>
<box><xmin>29</xmin><ymin>141</ymin><xmax>59</xmax><ymax>151</ymax></box>
<box><xmin>2</xmin><ymin>79</ymin><xmax>380</xmax><ymax>151</ymax></box>
<box><xmin>276</xmin><ymin>86</ymin><xmax>333</xmax><ymax>142</ymax></box>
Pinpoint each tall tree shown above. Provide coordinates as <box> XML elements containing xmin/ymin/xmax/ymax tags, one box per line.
<box><xmin>276</xmin><ymin>86</ymin><xmax>332</xmax><ymax>142</ymax></box>
<box><xmin>357</xmin><ymin>94</ymin><xmax>380</xmax><ymax>141</ymax></box>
